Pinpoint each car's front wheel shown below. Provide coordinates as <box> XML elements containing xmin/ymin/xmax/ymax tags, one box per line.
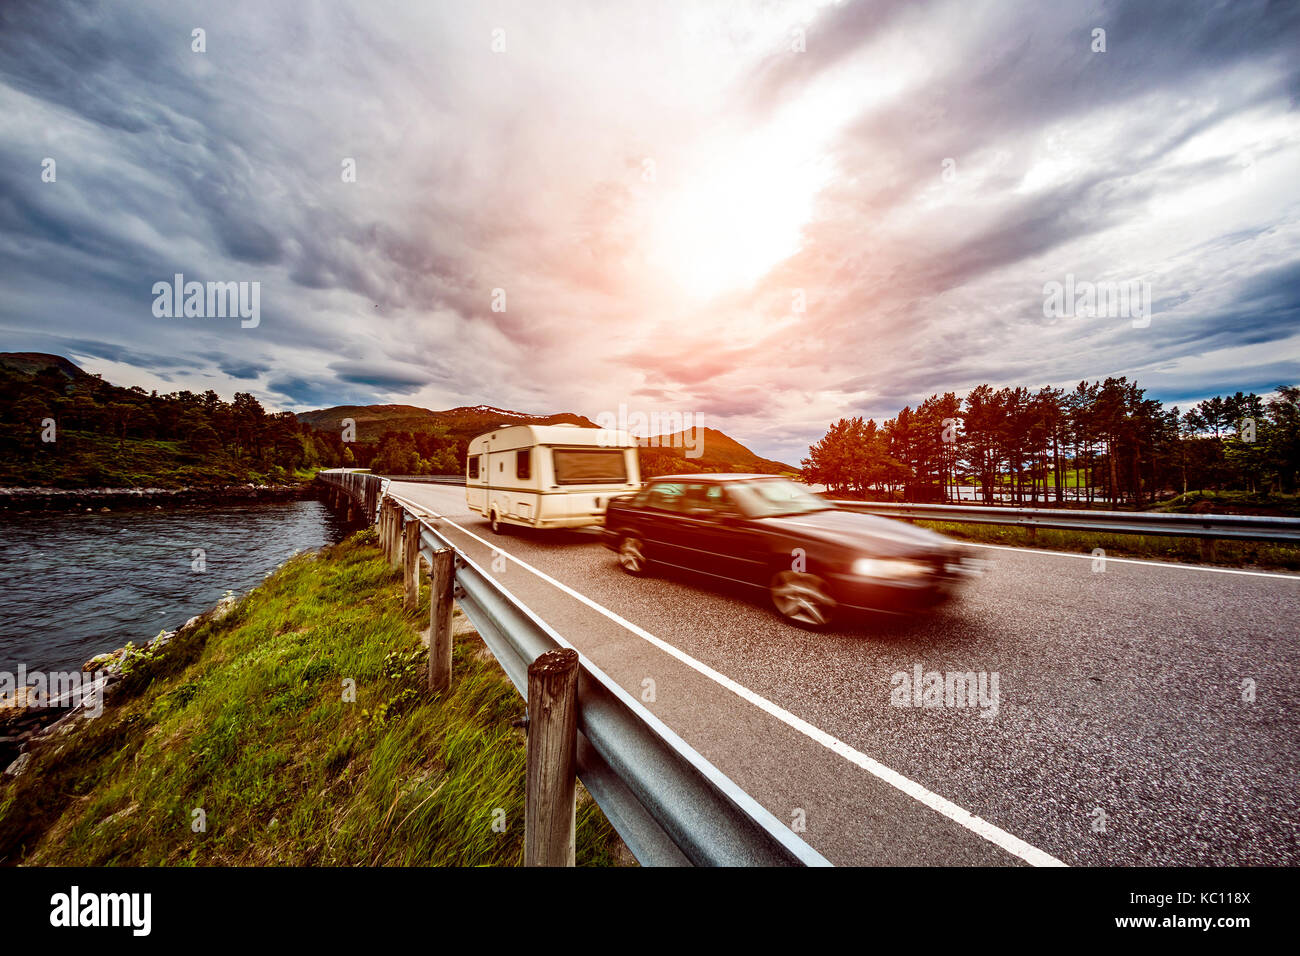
<box><xmin>617</xmin><ymin>535</ymin><xmax>650</xmax><ymax>576</ymax></box>
<box><xmin>769</xmin><ymin>571</ymin><xmax>836</xmax><ymax>628</ymax></box>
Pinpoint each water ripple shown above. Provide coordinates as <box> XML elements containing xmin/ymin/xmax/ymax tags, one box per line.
<box><xmin>0</xmin><ymin>499</ymin><xmax>354</xmax><ymax>672</ymax></box>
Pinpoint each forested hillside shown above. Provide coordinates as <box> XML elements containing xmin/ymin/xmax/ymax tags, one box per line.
<box><xmin>0</xmin><ymin>354</ymin><xmax>338</xmax><ymax>488</ymax></box>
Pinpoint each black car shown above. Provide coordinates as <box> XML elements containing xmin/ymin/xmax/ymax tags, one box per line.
<box><xmin>602</xmin><ymin>474</ymin><xmax>980</xmax><ymax>627</ymax></box>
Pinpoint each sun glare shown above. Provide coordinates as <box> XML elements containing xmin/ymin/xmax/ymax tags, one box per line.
<box><xmin>645</xmin><ymin>126</ymin><xmax>833</xmax><ymax>301</ymax></box>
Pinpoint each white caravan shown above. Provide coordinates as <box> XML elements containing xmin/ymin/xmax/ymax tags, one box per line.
<box><xmin>466</xmin><ymin>424</ymin><xmax>641</xmax><ymax>532</ymax></box>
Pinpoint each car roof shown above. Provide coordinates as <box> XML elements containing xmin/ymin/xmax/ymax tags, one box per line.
<box><xmin>645</xmin><ymin>473</ymin><xmax>789</xmax><ymax>483</ymax></box>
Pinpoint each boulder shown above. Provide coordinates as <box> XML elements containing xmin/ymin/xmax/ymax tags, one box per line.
<box><xmin>0</xmin><ymin>685</ymin><xmax>44</xmax><ymax>724</ymax></box>
<box><xmin>3</xmin><ymin>751</ymin><xmax>31</xmax><ymax>778</ymax></box>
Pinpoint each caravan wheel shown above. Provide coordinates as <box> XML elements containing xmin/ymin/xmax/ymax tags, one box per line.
<box><xmin>490</xmin><ymin>509</ymin><xmax>508</xmax><ymax>534</ymax></box>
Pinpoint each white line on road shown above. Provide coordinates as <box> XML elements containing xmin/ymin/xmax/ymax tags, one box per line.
<box><xmin>962</xmin><ymin>542</ymin><xmax>1300</xmax><ymax>579</ymax></box>
<box><xmin>412</xmin><ymin>500</ymin><xmax>1066</xmax><ymax>868</ymax></box>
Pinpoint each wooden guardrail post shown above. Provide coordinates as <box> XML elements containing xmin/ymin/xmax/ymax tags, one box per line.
<box><xmin>428</xmin><ymin>548</ymin><xmax>454</xmax><ymax>693</ymax></box>
<box><xmin>388</xmin><ymin>505</ymin><xmax>399</xmax><ymax>563</ymax></box>
<box><xmin>524</xmin><ymin>648</ymin><xmax>579</xmax><ymax>867</ymax></box>
<box><xmin>387</xmin><ymin>504</ymin><xmax>397</xmax><ymax>564</ymax></box>
<box><xmin>383</xmin><ymin>502</ymin><xmax>392</xmax><ymax>560</ymax></box>
<box><xmin>390</xmin><ymin>509</ymin><xmax>404</xmax><ymax>569</ymax></box>
<box><xmin>387</xmin><ymin>502</ymin><xmax>397</xmax><ymax>558</ymax></box>
<box><xmin>403</xmin><ymin>517</ymin><xmax>420</xmax><ymax>609</ymax></box>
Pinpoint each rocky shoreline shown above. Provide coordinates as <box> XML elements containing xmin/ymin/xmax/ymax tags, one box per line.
<box><xmin>0</xmin><ymin>595</ymin><xmax>239</xmax><ymax>774</ymax></box>
<box><xmin>0</xmin><ymin>482</ymin><xmax>316</xmax><ymax>510</ymax></box>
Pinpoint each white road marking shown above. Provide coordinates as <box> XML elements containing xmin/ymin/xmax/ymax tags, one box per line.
<box><xmin>962</xmin><ymin>542</ymin><xmax>1300</xmax><ymax>579</ymax></box>
<box><xmin>389</xmin><ymin>487</ymin><xmax>1065</xmax><ymax>867</ymax></box>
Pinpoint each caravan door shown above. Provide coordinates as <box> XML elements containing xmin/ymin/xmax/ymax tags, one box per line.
<box><xmin>466</xmin><ymin>450</ymin><xmax>488</xmax><ymax>513</ymax></box>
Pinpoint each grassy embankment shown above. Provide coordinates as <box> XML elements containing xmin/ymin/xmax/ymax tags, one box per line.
<box><xmin>955</xmin><ymin>468</ymin><xmax>1089</xmax><ymax>489</ymax></box>
<box><xmin>0</xmin><ymin>530</ymin><xmax>625</xmax><ymax>865</ymax></box>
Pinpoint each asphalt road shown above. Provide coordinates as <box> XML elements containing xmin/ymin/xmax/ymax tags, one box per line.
<box><xmin>389</xmin><ymin>480</ymin><xmax>1300</xmax><ymax>866</ymax></box>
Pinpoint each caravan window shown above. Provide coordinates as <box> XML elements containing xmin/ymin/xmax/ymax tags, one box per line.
<box><xmin>552</xmin><ymin>448</ymin><xmax>628</xmax><ymax>485</ymax></box>
<box><xmin>516</xmin><ymin>449</ymin><xmax>531</xmax><ymax>480</ymax></box>
<box><xmin>468</xmin><ymin>455</ymin><xmax>479</xmax><ymax>479</ymax></box>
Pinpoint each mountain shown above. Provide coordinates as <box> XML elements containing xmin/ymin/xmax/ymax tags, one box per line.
<box><xmin>295</xmin><ymin>404</ymin><xmax>597</xmax><ymax>445</ymax></box>
<box><xmin>0</xmin><ymin>352</ymin><xmax>91</xmax><ymax>380</ymax></box>
<box><xmin>296</xmin><ymin>403</ymin><xmax>796</xmax><ymax>474</ymax></box>
<box><xmin>0</xmin><ymin>354</ymin><xmax>795</xmax><ymax>483</ymax></box>
<box><xmin>638</xmin><ymin>426</ymin><xmax>796</xmax><ymax>475</ymax></box>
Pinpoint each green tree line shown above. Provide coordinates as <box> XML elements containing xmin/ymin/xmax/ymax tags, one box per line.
<box><xmin>360</xmin><ymin>430</ymin><xmax>463</xmax><ymax>475</ymax></box>
<box><xmin>801</xmin><ymin>377</ymin><xmax>1300</xmax><ymax>507</ymax></box>
<box><xmin>0</xmin><ymin>364</ymin><xmax>342</xmax><ymax>488</ymax></box>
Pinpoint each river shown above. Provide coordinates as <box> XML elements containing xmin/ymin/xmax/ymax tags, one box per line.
<box><xmin>0</xmin><ymin>498</ymin><xmax>355</xmax><ymax>674</ymax></box>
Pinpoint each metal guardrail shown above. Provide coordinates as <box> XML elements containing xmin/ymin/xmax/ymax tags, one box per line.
<box><xmin>321</xmin><ymin>469</ymin><xmax>384</xmax><ymax>522</ymax></box>
<box><xmin>371</xmin><ymin>474</ymin><xmax>466</xmax><ymax>485</ymax></box>
<box><xmin>832</xmin><ymin>500</ymin><xmax>1300</xmax><ymax>544</ymax></box>
<box><xmin>317</xmin><ymin>469</ymin><xmax>829</xmax><ymax>867</ymax></box>
<box><xmin>364</xmin><ymin>471</ymin><xmax>1300</xmax><ymax>543</ymax></box>
<box><xmin>368</xmin><ymin>472</ymin><xmax>1300</xmax><ymax>545</ymax></box>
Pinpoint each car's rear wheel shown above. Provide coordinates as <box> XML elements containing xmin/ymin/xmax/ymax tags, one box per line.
<box><xmin>617</xmin><ymin>535</ymin><xmax>649</xmax><ymax>575</ymax></box>
<box><xmin>769</xmin><ymin>571</ymin><xmax>836</xmax><ymax>628</ymax></box>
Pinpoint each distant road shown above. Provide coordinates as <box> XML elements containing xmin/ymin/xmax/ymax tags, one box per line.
<box><xmin>389</xmin><ymin>480</ymin><xmax>1300</xmax><ymax>866</ymax></box>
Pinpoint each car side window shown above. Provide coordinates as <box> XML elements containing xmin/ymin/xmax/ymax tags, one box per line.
<box><xmin>682</xmin><ymin>483</ymin><xmax>714</xmax><ymax>515</ymax></box>
<box><xmin>644</xmin><ymin>482</ymin><xmax>688</xmax><ymax>513</ymax></box>
<box><xmin>686</xmin><ymin>483</ymin><xmax>741</xmax><ymax>516</ymax></box>
<box><xmin>706</xmin><ymin>484</ymin><xmax>741</xmax><ymax>514</ymax></box>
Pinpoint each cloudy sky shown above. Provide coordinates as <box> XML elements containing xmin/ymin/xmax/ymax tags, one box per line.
<box><xmin>2</xmin><ymin>0</ymin><xmax>1298</xmax><ymax>462</ymax></box>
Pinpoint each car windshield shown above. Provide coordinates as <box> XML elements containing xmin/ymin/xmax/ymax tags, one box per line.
<box><xmin>726</xmin><ymin>478</ymin><xmax>832</xmax><ymax>518</ymax></box>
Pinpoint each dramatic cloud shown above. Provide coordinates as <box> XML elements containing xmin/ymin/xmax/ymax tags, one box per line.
<box><xmin>1</xmin><ymin>0</ymin><xmax>1298</xmax><ymax>462</ymax></box>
